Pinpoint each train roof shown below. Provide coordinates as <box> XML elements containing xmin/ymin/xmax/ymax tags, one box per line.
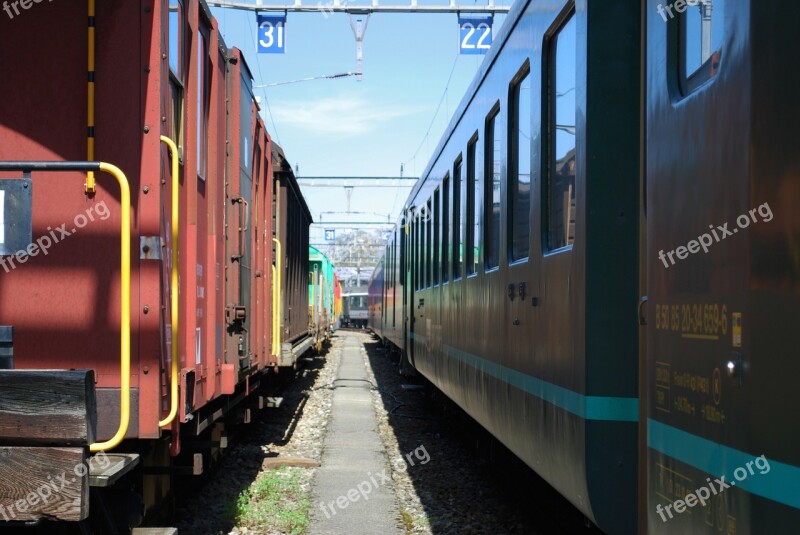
<box><xmin>309</xmin><ymin>245</ymin><xmax>334</xmax><ymax>265</ymax></box>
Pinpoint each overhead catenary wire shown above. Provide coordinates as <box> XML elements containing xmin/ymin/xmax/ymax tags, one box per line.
<box><xmin>245</xmin><ymin>13</ymin><xmax>282</xmax><ymax>145</ymax></box>
<box><xmin>401</xmin><ymin>52</ymin><xmax>460</xmax><ymax>174</ymax></box>
<box><xmin>254</xmin><ymin>71</ymin><xmax>362</xmax><ymax>88</ymax></box>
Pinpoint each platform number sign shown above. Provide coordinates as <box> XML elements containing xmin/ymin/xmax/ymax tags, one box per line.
<box><xmin>258</xmin><ymin>13</ymin><xmax>286</xmax><ymax>54</ymax></box>
<box><xmin>325</xmin><ymin>229</ymin><xmax>335</xmax><ymax>242</ymax></box>
<box><xmin>458</xmin><ymin>15</ymin><xmax>493</xmax><ymax>55</ymax></box>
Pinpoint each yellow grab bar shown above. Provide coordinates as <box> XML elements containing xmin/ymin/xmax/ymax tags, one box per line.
<box><xmin>272</xmin><ymin>238</ymin><xmax>282</xmax><ymax>358</ymax></box>
<box><xmin>90</xmin><ymin>162</ymin><xmax>131</xmax><ymax>452</ymax></box>
<box><xmin>272</xmin><ymin>265</ymin><xmax>278</xmax><ymax>356</ymax></box>
<box><xmin>86</xmin><ymin>0</ymin><xmax>96</xmax><ymax>194</ymax></box>
<box><xmin>159</xmin><ymin>136</ymin><xmax>180</xmax><ymax>428</ymax></box>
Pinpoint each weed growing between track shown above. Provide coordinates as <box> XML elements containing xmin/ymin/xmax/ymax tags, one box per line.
<box><xmin>230</xmin><ymin>465</ymin><xmax>311</xmax><ymax>534</ymax></box>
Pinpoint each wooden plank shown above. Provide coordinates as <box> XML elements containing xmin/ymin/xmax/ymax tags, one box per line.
<box><xmin>89</xmin><ymin>453</ymin><xmax>140</xmax><ymax>488</ymax></box>
<box><xmin>0</xmin><ymin>447</ymin><xmax>88</xmax><ymax>522</ymax></box>
<box><xmin>0</xmin><ymin>370</ymin><xmax>96</xmax><ymax>445</ymax></box>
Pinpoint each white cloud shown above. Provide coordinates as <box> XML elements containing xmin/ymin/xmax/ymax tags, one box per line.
<box><xmin>270</xmin><ymin>96</ymin><xmax>424</xmax><ymax>136</ymax></box>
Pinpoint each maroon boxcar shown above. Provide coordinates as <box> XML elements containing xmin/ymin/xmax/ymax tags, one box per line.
<box><xmin>0</xmin><ymin>0</ymin><xmax>309</xmax><ymax>530</ymax></box>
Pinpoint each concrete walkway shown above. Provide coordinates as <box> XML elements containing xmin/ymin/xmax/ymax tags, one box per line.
<box><xmin>308</xmin><ymin>333</ymin><xmax>402</xmax><ymax>535</ymax></box>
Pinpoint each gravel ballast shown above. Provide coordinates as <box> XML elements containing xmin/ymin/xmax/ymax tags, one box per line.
<box><xmin>175</xmin><ymin>330</ymin><xmax>591</xmax><ymax>534</ymax></box>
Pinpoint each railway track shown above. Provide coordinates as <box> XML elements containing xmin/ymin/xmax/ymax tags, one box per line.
<box><xmin>174</xmin><ymin>331</ymin><xmax>595</xmax><ymax>534</ymax></box>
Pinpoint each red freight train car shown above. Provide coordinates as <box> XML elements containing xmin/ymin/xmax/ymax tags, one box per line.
<box><xmin>0</xmin><ymin>1</ymin><xmax>311</xmax><ymax>531</ymax></box>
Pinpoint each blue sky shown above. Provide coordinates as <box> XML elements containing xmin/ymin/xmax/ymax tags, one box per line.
<box><xmin>211</xmin><ymin>0</ymin><xmax>510</xmax><ymax>243</ymax></box>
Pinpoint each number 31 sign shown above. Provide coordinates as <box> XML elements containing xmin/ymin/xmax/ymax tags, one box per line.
<box><xmin>458</xmin><ymin>15</ymin><xmax>493</xmax><ymax>55</ymax></box>
<box><xmin>258</xmin><ymin>13</ymin><xmax>286</xmax><ymax>54</ymax></box>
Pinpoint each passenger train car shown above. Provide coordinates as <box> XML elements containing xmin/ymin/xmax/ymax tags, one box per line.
<box><xmin>0</xmin><ymin>0</ymin><xmax>314</xmax><ymax>531</ymax></box>
<box><xmin>369</xmin><ymin>0</ymin><xmax>800</xmax><ymax>533</ymax></box>
<box><xmin>342</xmin><ymin>291</ymin><xmax>369</xmax><ymax>328</ymax></box>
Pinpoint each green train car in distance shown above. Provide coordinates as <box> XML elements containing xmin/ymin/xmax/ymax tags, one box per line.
<box><xmin>309</xmin><ymin>246</ymin><xmax>336</xmax><ymax>350</ymax></box>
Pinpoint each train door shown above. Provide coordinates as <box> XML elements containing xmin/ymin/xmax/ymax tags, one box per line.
<box><xmin>642</xmin><ymin>1</ymin><xmax>800</xmax><ymax>532</ymax></box>
<box><xmin>503</xmin><ymin>62</ymin><xmax>540</xmax><ymax>369</ymax></box>
<box><xmin>193</xmin><ymin>22</ymin><xmax>213</xmax><ymax>403</ymax></box>
<box><xmin>400</xmin><ymin>216</ymin><xmax>408</xmax><ymax>357</ymax></box>
<box><xmin>312</xmin><ymin>263</ymin><xmax>320</xmax><ymax>335</ymax></box>
<box><xmin>251</xmin><ymin>135</ymin><xmax>265</xmax><ymax>368</ymax></box>
<box><xmin>237</xmin><ymin>83</ymin><xmax>254</xmax><ymax>372</ymax></box>
<box><xmin>406</xmin><ymin>211</ymin><xmax>416</xmax><ymax>367</ymax></box>
<box><xmin>224</xmin><ymin>67</ymin><xmax>254</xmax><ymax>376</ymax></box>
<box><xmin>162</xmin><ymin>0</ymin><xmax>184</xmax><ymax>418</ymax></box>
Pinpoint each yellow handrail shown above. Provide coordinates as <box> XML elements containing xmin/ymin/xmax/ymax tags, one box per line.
<box><xmin>90</xmin><ymin>162</ymin><xmax>131</xmax><ymax>452</ymax></box>
<box><xmin>159</xmin><ymin>136</ymin><xmax>180</xmax><ymax>428</ymax></box>
<box><xmin>272</xmin><ymin>265</ymin><xmax>278</xmax><ymax>356</ymax></box>
<box><xmin>272</xmin><ymin>238</ymin><xmax>282</xmax><ymax>358</ymax></box>
<box><xmin>86</xmin><ymin>0</ymin><xmax>96</xmax><ymax>194</ymax></box>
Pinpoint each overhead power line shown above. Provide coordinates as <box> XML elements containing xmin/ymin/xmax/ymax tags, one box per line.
<box><xmin>402</xmin><ymin>52</ymin><xmax>460</xmax><ymax>170</ymax></box>
<box><xmin>254</xmin><ymin>71</ymin><xmax>361</xmax><ymax>87</ymax></box>
<box><xmin>209</xmin><ymin>1</ymin><xmax>510</xmax><ymax>14</ymax></box>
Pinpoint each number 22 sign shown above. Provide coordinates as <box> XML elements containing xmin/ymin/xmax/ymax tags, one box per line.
<box><xmin>257</xmin><ymin>13</ymin><xmax>286</xmax><ymax>54</ymax></box>
<box><xmin>458</xmin><ymin>15</ymin><xmax>493</xmax><ymax>55</ymax></box>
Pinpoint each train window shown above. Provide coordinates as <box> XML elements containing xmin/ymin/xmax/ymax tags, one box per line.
<box><xmin>509</xmin><ymin>64</ymin><xmax>531</xmax><ymax>262</ymax></box>
<box><xmin>421</xmin><ymin>210</ymin><xmax>427</xmax><ymax>289</ymax></box>
<box><xmin>392</xmin><ymin>238</ymin><xmax>397</xmax><ymax>327</ymax></box>
<box><xmin>453</xmin><ymin>155</ymin><xmax>463</xmax><ymax>279</ymax></box>
<box><xmin>168</xmin><ymin>1</ymin><xmax>184</xmax><ymax>80</ymax></box>
<box><xmin>416</xmin><ymin>214</ymin><xmax>421</xmax><ymax>291</ymax></box>
<box><xmin>240</xmin><ymin>74</ymin><xmax>254</xmax><ymax>173</ymax></box>
<box><xmin>466</xmin><ymin>133</ymin><xmax>478</xmax><ymax>275</ymax></box>
<box><xmin>415</xmin><ymin>213</ymin><xmax>421</xmax><ymax>291</ymax></box>
<box><xmin>678</xmin><ymin>0</ymin><xmax>724</xmax><ymax>93</ymax></box>
<box><xmin>399</xmin><ymin>218</ymin><xmax>405</xmax><ymax>287</ymax></box>
<box><xmin>410</xmin><ymin>218</ymin><xmax>416</xmax><ymax>291</ymax></box>
<box><xmin>196</xmin><ymin>30</ymin><xmax>209</xmax><ymax>180</ymax></box>
<box><xmin>384</xmin><ymin>248</ymin><xmax>389</xmax><ymax>323</ymax></box>
<box><xmin>484</xmin><ymin>104</ymin><xmax>501</xmax><ymax>270</ymax></box>
<box><xmin>411</xmin><ymin>217</ymin><xmax>416</xmax><ymax>291</ymax></box>
<box><xmin>546</xmin><ymin>12</ymin><xmax>577</xmax><ymax>252</ymax></box>
<box><xmin>433</xmin><ymin>189</ymin><xmax>440</xmax><ymax>285</ymax></box>
<box><xmin>426</xmin><ymin>198</ymin><xmax>432</xmax><ymax>288</ymax></box>
<box><xmin>414</xmin><ymin>215</ymin><xmax>425</xmax><ymax>290</ymax></box>
<box><xmin>170</xmin><ymin>82</ymin><xmax>184</xmax><ymax>155</ymax></box>
<box><xmin>442</xmin><ymin>174</ymin><xmax>450</xmax><ymax>283</ymax></box>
